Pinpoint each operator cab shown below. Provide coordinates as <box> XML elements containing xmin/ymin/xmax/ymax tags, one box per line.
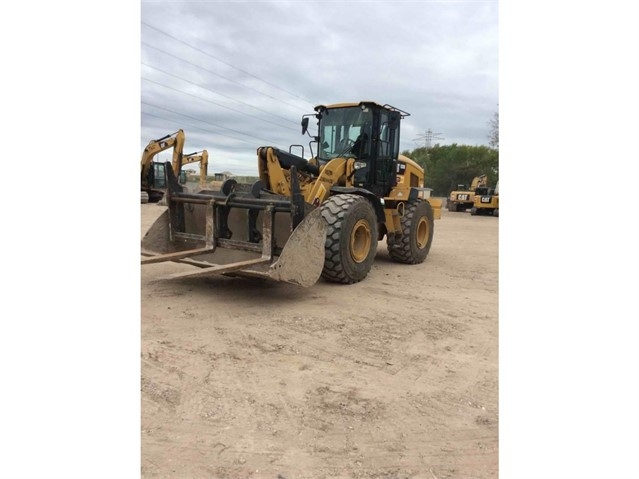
<box><xmin>150</xmin><ymin>162</ymin><xmax>187</xmax><ymax>189</ymax></box>
<box><xmin>309</xmin><ymin>102</ymin><xmax>407</xmax><ymax>198</ymax></box>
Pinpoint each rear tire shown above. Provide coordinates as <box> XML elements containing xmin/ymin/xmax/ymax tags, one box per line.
<box><xmin>387</xmin><ymin>200</ymin><xmax>434</xmax><ymax>264</ymax></box>
<box><xmin>320</xmin><ymin>194</ymin><xmax>378</xmax><ymax>284</ymax></box>
<box><xmin>470</xmin><ymin>207</ymin><xmax>478</xmax><ymax>215</ymax></box>
<box><xmin>141</xmin><ymin>191</ymin><xmax>149</xmax><ymax>204</ymax></box>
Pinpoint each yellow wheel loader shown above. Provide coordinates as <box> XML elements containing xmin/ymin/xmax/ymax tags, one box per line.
<box><xmin>141</xmin><ymin>101</ymin><xmax>442</xmax><ymax>287</ymax></box>
<box><xmin>447</xmin><ymin>174</ymin><xmax>488</xmax><ymax>212</ymax></box>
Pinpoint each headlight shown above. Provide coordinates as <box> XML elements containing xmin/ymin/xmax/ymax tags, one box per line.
<box><xmin>354</xmin><ymin>161</ymin><xmax>367</xmax><ymax>170</ymax></box>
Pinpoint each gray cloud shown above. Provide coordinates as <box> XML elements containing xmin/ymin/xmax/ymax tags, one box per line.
<box><xmin>141</xmin><ymin>1</ymin><xmax>498</xmax><ymax>175</ymax></box>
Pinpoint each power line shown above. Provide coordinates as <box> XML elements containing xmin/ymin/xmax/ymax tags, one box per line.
<box><xmin>141</xmin><ymin>110</ymin><xmax>278</xmax><ymax>175</ymax></box>
<box><xmin>142</xmin><ymin>21</ymin><xmax>315</xmax><ymax>106</ymax></box>
<box><xmin>141</xmin><ymin>76</ymin><xmax>299</xmax><ymax>133</ymax></box>
<box><xmin>141</xmin><ymin>41</ymin><xmax>311</xmax><ymax>113</ymax></box>
<box><xmin>141</xmin><ymin>62</ymin><xmax>299</xmax><ymax>127</ymax></box>
<box><xmin>141</xmin><ymin>101</ymin><xmax>283</xmax><ymax>145</ymax></box>
<box><xmin>141</xmin><ymin>111</ymin><xmax>258</xmax><ymax>147</ymax></box>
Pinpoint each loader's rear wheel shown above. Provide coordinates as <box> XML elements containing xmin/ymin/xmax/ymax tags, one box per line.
<box><xmin>320</xmin><ymin>194</ymin><xmax>378</xmax><ymax>284</ymax></box>
<box><xmin>141</xmin><ymin>191</ymin><xmax>149</xmax><ymax>204</ymax></box>
<box><xmin>470</xmin><ymin>207</ymin><xmax>478</xmax><ymax>216</ymax></box>
<box><xmin>387</xmin><ymin>200</ymin><xmax>434</xmax><ymax>264</ymax></box>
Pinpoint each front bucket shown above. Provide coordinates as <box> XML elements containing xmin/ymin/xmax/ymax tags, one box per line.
<box><xmin>141</xmin><ymin>206</ymin><xmax>327</xmax><ymax>287</ymax></box>
<box><xmin>265</xmin><ymin>207</ymin><xmax>327</xmax><ymax>286</ymax></box>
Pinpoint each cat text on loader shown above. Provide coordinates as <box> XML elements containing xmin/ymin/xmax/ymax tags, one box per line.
<box><xmin>141</xmin><ymin>101</ymin><xmax>442</xmax><ymax>287</ymax></box>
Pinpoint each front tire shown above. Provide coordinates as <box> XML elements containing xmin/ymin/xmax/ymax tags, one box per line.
<box><xmin>387</xmin><ymin>200</ymin><xmax>434</xmax><ymax>264</ymax></box>
<box><xmin>320</xmin><ymin>194</ymin><xmax>378</xmax><ymax>284</ymax></box>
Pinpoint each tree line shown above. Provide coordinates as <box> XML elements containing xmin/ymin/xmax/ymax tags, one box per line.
<box><xmin>403</xmin><ymin>143</ymin><xmax>499</xmax><ymax>197</ymax></box>
<box><xmin>403</xmin><ymin>111</ymin><xmax>499</xmax><ymax>196</ymax></box>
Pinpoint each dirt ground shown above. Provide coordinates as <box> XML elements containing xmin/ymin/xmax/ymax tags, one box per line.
<box><xmin>141</xmin><ymin>202</ymin><xmax>498</xmax><ymax>479</ymax></box>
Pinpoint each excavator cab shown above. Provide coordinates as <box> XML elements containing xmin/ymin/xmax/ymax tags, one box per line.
<box><xmin>151</xmin><ymin>162</ymin><xmax>187</xmax><ymax>188</ymax></box>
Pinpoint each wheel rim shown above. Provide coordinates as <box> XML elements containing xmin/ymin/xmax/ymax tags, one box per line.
<box><xmin>350</xmin><ymin>219</ymin><xmax>372</xmax><ymax>263</ymax></box>
<box><xmin>416</xmin><ymin>217</ymin><xmax>430</xmax><ymax>249</ymax></box>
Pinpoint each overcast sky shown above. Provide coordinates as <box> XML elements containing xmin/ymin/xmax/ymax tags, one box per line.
<box><xmin>141</xmin><ymin>1</ymin><xmax>498</xmax><ymax>176</ymax></box>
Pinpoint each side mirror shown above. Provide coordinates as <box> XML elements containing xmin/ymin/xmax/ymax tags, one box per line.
<box><xmin>301</xmin><ymin>117</ymin><xmax>309</xmax><ymax>135</ymax></box>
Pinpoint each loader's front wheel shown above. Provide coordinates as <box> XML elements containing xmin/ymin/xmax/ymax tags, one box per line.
<box><xmin>387</xmin><ymin>200</ymin><xmax>434</xmax><ymax>264</ymax></box>
<box><xmin>320</xmin><ymin>194</ymin><xmax>378</xmax><ymax>284</ymax></box>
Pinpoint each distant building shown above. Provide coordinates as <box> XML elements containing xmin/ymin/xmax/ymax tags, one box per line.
<box><xmin>213</xmin><ymin>171</ymin><xmax>234</xmax><ymax>181</ymax></box>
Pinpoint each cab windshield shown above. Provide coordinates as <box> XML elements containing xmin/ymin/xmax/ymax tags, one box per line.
<box><xmin>318</xmin><ymin>106</ymin><xmax>373</xmax><ymax>161</ymax></box>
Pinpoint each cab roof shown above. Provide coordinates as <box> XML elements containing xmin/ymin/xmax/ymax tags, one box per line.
<box><xmin>315</xmin><ymin>101</ymin><xmax>410</xmax><ymax>117</ymax></box>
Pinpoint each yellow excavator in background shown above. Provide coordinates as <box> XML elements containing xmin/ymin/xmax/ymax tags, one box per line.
<box><xmin>142</xmin><ymin>101</ymin><xmax>442</xmax><ymax>287</ymax></box>
<box><xmin>178</xmin><ymin>149</ymin><xmax>209</xmax><ymax>191</ymax></box>
<box><xmin>447</xmin><ymin>174</ymin><xmax>488</xmax><ymax>212</ymax></box>
<box><xmin>141</xmin><ymin>130</ymin><xmax>209</xmax><ymax>202</ymax></box>
<box><xmin>141</xmin><ymin>130</ymin><xmax>186</xmax><ymax>203</ymax></box>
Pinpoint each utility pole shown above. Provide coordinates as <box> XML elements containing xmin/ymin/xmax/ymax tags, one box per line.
<box><xmin>414</xmin><ymin>129</ymin><xmax>444</xmax><ymax>149</ymax></box>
